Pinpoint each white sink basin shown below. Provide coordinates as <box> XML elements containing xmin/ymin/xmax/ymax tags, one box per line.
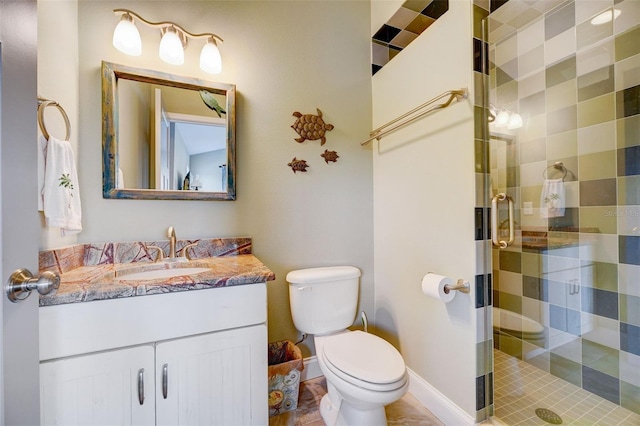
<box><xmin>116</xmin><ymin>267</ymin><xmax>211</xmax><ymax>281</ymax></box>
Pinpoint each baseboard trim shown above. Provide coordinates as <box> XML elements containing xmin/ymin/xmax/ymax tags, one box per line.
<box><xmin>301</xmin><ymin>356</ymin><xmax>322</xmax><ymax>382</ymax></box>
<box><xmin>301</xmin><ymin>357</ymin><xmax>475</xmax><ymax>425</ymax></box>
<box><xmin>407</xmin><ymin>368</ymin><xmax>475</xmax><ymax>426</ymax></box>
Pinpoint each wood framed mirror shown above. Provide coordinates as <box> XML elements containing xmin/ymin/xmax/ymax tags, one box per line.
<box><xmin>102</xmin><ymin>61</ymin><xmax>236</xmax><ymax>200</ymax></box>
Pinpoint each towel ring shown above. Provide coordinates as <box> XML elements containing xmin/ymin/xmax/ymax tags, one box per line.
<box><xmin>542</xmin><ymin>161</ymin><xmax>567</xmax><ymax>181</ymax></box>
<box><xmin>37</xmin><ymin>99</ymin><xmax>70</xmax><ymax>141</ymax></box>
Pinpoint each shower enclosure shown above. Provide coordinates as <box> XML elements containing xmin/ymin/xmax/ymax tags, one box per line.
<box><xmin>482</xmin><ymin>0</ymin><xmax>640</xmax><ymax>423</ymax></box>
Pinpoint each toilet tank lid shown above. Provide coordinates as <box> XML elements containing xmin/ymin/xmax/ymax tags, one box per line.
<box><xmin>286</xmin><ymin>266</ymin><xmax>361</xmax><ymax>284</ymax></box>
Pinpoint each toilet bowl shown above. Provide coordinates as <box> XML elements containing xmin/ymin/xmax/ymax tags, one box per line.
<box><xmin>287</xmin><ymin>266</ymin><xmax>409</xmax><ymax>426</ymax></box>
<box><xmin>315</xmin><ymin>331</ymin><xmax>409</xmax><ymax>425</ymax></box>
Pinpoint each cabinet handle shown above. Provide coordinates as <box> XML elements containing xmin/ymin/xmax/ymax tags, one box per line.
<box><xmin>137</xmin><ymin>368</ymin><xmax>145</xmax><ymax>405</ymax></box>
<box><xmin>162</xmin><ymin>363</ymin><xmax>169</xmax><ymax>399</ymax></box>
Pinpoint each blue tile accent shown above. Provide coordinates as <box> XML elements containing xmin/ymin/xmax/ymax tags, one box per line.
<box><xmin>581</xmin><ymin>288</ymin><xmax>619</xmax><ymax>320</ymax></box>
<box><xmin>620</xmin><ymin>235</ymin><xmax>640</xmax><ymax>266</ymax></box>
<box><xmin>490</xmin><ymin>0</ymin><xmax>509</xmax><ymax>12</ymax></box>
<box><xmin>473</xmin><ymin>38</ymin><xmax>489</xmax><ymax>74</ymax></box>
<box><xmin>621</xmin><ymin>322</ymin><xmax>640</xmax><ymax>356</ymax></box>
<box><xmin>618</xmin><ymin>146</ymin><xmax>640</xmax><ymax>176</ymax></box>
<box><xmin>476</xmin><ymin>275</ymin><xmax>485</xmax><ymax>308</ymax></box>
<box><xmin>475</xmin><ymin>207</ymin><xmax>484</xmax><ymax>240</ymax></box>
<box><xmin>583</xmin><ymin>365</ymin><xmax>620</xmax><ymax>404</ymax></box>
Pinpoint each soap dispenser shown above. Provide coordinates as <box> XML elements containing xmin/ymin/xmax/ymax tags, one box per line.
<box><xmin>183</xmin><ymin>171</ymin><xmax>191</xmax><ymax>190</ymax></box>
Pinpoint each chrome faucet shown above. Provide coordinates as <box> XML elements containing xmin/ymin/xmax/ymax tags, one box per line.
<box><xmin>168</xmin><ymin>226</ymin><xmax>177</xmax><ymax>258</ymax></box>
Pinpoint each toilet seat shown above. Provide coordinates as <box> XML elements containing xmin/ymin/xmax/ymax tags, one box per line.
<box><xmin>321</xmin><ymin>331</ymin><xmax>407</xmax><ymax>392</ymax></box>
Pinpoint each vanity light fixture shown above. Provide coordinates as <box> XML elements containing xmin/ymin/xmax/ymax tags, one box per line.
<box><xmin>489</xmin><ymin>105</ymin><xmax>523</xmax><ymax>130</ymax></box>
<box><xmin>590</xmin><ymin>8</ymin><xmax>621</xmax><ymax>26</ymax></box>
<box><xmin>112</xmin><ymin>9</ymin><xmax>223</xmax><ymax>74</ymax></box>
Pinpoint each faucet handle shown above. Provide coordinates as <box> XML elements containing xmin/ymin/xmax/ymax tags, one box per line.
<box><xmin>146</xmin><ymin>245</ymin><xmax>165</xmax><ymax>262</ymax></box>
<box><xmin>180</xmin><ymin>242</ymin><xmax>199</xmax><ymax>261</ymax></box>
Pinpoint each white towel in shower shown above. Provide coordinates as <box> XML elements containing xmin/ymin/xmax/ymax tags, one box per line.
<box><xmin>540</xmin><ymin>178</ymin><xmax>565</xmax><ymax>218</ymax></box>
<box><xmin>39</xmin><ymin>134</ymin><xmax>82</xmax><ymax>235</ymax></box>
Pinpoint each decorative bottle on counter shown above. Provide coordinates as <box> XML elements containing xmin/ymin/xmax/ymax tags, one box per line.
<box><xmin>183</xmin><ymin>171</ymin><xmax>191</xmax><ymax>190</ymax></box>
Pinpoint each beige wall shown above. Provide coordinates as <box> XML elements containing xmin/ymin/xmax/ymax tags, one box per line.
<box><xmin>38</xmin><ymin>0</ymin><xmax>373</xmax><ymax>351</ymax></box>
<box><xmin>371</xmin><ymin>0</ymin><xmax>478</xmax><ymax>417</ymax></box>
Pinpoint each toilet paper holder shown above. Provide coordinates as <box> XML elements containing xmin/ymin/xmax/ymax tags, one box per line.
<box><xmin>443</xmin><ymin>279</ymin><xmax>470</xmax><ymax>294</ymax></box>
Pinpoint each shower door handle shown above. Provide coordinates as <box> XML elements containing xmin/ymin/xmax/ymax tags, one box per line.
<box><xmin>491</xmin><ymin>193</ymin><xmax>514</xmax><ymax>249</ymax></box>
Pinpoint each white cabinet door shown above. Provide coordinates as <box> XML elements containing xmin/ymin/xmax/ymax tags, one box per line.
<box><xmin>40</xmin><ymin>345</ymin><xmax>156</xmax><ymax>426</ymax></box>
<box><xmin>156</xmin><ymin>324</ymin><xmax>268</xmax><ymax>426</ymax></box>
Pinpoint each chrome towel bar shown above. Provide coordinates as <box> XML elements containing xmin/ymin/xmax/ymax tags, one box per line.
<box><xmin>360</xmin><ymin>88</ymin><xmax>468</xmax><ymax>146</ymax></box>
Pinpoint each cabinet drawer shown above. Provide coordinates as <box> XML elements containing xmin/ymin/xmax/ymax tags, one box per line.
<box><xmin>40</xmin><ymin>283</ymin><xmax>266</xmax><ymax>361</ymax></box>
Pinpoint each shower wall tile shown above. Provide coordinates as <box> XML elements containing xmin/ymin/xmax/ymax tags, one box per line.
<box><xmin>619</xmin><ymin>263</ymin><xmax>640</xmax><ymax>297</ymax></box>
<box><xmin>523</xmin><ymin>275</ymin><xmax>548</xmax><ymax>301</ymax></box>
<box><xmin>519</xmin><ymin>70</ymin><xmax>545</xmax><ymax>98</ymax></box>
<box><xmin>519</xmin><ymin>138</ymin><xmax>546</xmax><ymax>163</ymax></box>
<box><xmin>546</xmin><ymin>55</ymin><xmax>577</xmax><ymax>88</ymax></box>
<box><xmin>521</xmin><ymin>252</ymin><xmax>541</xmax><ymax>277</ymax></box>
<box><xmin>614</xmin><ymin>0</ymin><xmax>640</xmax><ymax>35</ymax></box>
<box><xmin>590</xmin><ymin>260</ymin><xmax>618</xmax><ymax>292</ymax></box>
<box><xmin>547</xmin><ymin>130</ymin><xmax>577</xmax><ymax>160</ymax></box>
<box><xmin>621</xmin><ymin>322</ymin><xmax>640</xmax><ymax>356</ymax></box>
<box><xmin>618</xmin><ymin>145</ymin><xmax>640</xmax><ymax>176</ymax></box>
<box><xmin>621</xmin><ymin>294</ymin><xmax>640</xmax><ymax>327</ymax></box>
<box><xmin>616</xmin><ymin>84</ymin><xmax>640</xmax><ymax>118</ymax></box>
<box><xmin>552</xmin><ymin>338</ymin><xmax>582</xmax><ymax>364</ymax></box>
<box><xmin>545</xmin><ymin>1</ymin><xmax>575</xmax><ymax>41</ymax></box>
<box><xmin>575</xmin><ymin>0</ymin><xmax>612</xmax><ymax>25</ymax></box>
<box><xmin>620</xmin><ymin>351</ymin><xmax>640</xmax><ymax>388</ymax></box>
<box><xmin>547</xmin><ymin>105</ymin><xmax>577</xmax><ymax>135</ymax></box>
<box><xmin>581</xmin><ymin>234</ymin><xmax>619</xmax><ymax>265</ymax></box>
<box><xmin>618</xmin><ymin>176</ymin><xmax>640</xmax><ymax>205</ymax></box>
<box><xmin>581</xmin><ymin>287</ymin><xmax>619</xmax><ymax>320</ymax></box>
<box><xmin>579</xmin><ymin>150</ymin><xmax>616</xmax><ymax>180</ymax></box>
<box><xmin>517</xmin><ymin>17</ymin><xmax>543</xmax><ymax>55</ymax></box>
<box><xmin>577</xmin><ymin>121</ymin><xmax>615</xmax><ymax>154</ymax></box>
<box><xmin>499</xmin><ymin>270</ymin><xmax>522</xmax><ymax>295</ymax></box>
<box><xmin>550</xmin><ymin>352</ymin><xmax>582</xmax><ymax>386</ymax></box>
<box><xmin>621</xmin><ymin>381</ymin><xmax>640</xmax><ymax>415</ymax></box>
<box><xmin>577</xmin><ymin>65</ymin><xmax>615</xmax><ymax>102</ymax></box>
<box><xmin>494</xmin><ymin>33</ymin><xmax>517</xmax><ymax>66</ymax></box>
<box><xmin>619</xmin><ymin>235</ymin><xmax>640</xmax><ymax>265</ymax></box>
<box><xmin>580</xmin><ymin>207</ymin><xmax>617</xmax><ymax>234</ymax></box>
<box><xmin>519</xmin><ymin>45</ymin><xmax>544</xmax><ymax>78</ymax></box>
<box><xmin>499</xmin><ymin>250</ymin><xmax>521</xmax><ymax>273</ymax></box>
<box><xmin>577</xmin><ymin>92</ymin><xmax>615</xmax><ymax>127</ymax></box>
<box><xmin>550</xmin><ymin>304</ymin><xmax>582</xmax><ymax>335</ymax></box>
<box><xmin>497</xmin><ymin>291</ymin><xmax>522</xmax><ymax>314</ymax></box>
<box><xmin>582</xmin><ymin>339</ymin><xmax>620</xmax><ymax>378</ymax></box>
<box><xmin>576</xmin><ymin>16</ymin><xmax>612</xmax><ymax>51</ymax></box>
<box><xmin>615</xmin><ymin>54</ymin><xmax>640</xmax><ymax>91</ymax></box>
<box><xmin>577</xmin><ymin>38</ymin><xmax>615</xmax><ymax>77</ymax></box>
<box><xmin>546</xmin><ymin>79</ymin><xmax>577</xmax><ymax>112</ymax></box>
<box><xmin>618</xmin><ymin>205</ymin><xmax>640</xmax><ymax>236</ymax></box>
<box><xmin>582</xmin><ymin>365</ymin><xmax>620</xmax><ymax>404</ymax></box>
<box><xmin>519</xmin><ymin>91</ymin><xmax>546</xmax><ymax>116</ymax></box>
<box><xmin>581</xmin><ymin>314</ymin><xmax>620</xmax><ymax>350</ymax></box>
<box><xmin>545</xmin><ymin>29</ymin><xmax>576</xmax><ymax>66</ymax></box>
<box><xmin>615</xmin><ymin>26</ymin><xmax>640</xmax><ymax>62</ymax></box>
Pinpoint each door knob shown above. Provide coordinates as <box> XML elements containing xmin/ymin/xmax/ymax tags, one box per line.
<box><xmin>6</xmin><ymin>268</ymin><xmax>60</xmax><ymax>302</ymax></box>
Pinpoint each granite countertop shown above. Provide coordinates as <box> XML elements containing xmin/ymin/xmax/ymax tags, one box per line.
<box><xmin>39</xmin><ymin>238</ymin><xmax>275</xmax><ymax>307</ymax></box>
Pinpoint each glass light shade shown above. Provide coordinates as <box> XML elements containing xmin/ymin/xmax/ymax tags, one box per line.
<box><xmin>112</xmin><ymin>15</ymin><xmax>141</xmax><ymax>56</ymax></box>
<box><xmin>591</xmin><ymin>9</ymin><xmax>621</xmax><ymax>25</ymax></box>
<box><xmin>494</xmin><ymin>110</ymin><xmax>510</xmax><ymax>128</ymax></box>
<box><xmin>507</xmin><ymin>113</ymin><xmax>523</xmax><ymax>129</ymax></box>
<box><xmin>159</xmin><ymin>27</ymin><xmax>184</xmax><ymax>65</ymax></box>
<box><xmin>200</xmin><ymin>38</ymin><xmax>222</xmax><ymax>74</ymax></box>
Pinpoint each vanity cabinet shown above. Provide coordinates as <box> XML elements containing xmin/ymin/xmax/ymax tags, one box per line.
<box><xmin>39</xmin><ymin>283</ymin><xmax>268</xmax><ymax>426</ymax></box>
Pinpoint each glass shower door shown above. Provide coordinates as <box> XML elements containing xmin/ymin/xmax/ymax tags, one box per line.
<box><xmin>484</xmin><ymin>0</ymin><xmax>640</xmax><ymax>423</ymax></box>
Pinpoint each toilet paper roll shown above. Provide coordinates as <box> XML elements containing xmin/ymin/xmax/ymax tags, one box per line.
<box><xmin>421</xmin><ymin>273</ymin><xmax>456</xmax><ymax>303</ymax></box>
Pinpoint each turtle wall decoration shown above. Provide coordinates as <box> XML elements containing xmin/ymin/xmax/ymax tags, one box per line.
<box><xmin>287</xmin><ymin>157</ymin><xmax>309</xmax><ymax>173</ymax></box>
<box><xmin>291</xmin><ymin>108</ymin><xmax>334</xmax><ymax>146</ymax></box>
<box><xmin>321</xmin><ymin>149</ymin><xmax>339</xmax><ymax>164</ymax></box>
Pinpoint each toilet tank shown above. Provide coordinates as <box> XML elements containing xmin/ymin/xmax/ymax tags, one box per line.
<box><xmin>287</xmin><ymin>266</ymin><xmax>361</xmax><ymax>335</ymax></box>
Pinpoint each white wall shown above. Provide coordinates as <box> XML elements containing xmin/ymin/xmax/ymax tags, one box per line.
<box><xmin>371</xmin><ymin>0</ymin><xmax>478</xmax><ymax>417</ymax></box>
<box><xmin>38</xmin><ymin>0</ymin><xmax>373</xmax><ymax>351</ymax></box>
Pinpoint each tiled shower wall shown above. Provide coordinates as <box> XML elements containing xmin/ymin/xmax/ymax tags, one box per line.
<box><xmin>478</xmin><ymin>0</ymin><xmax>640</xmax><ymax>416</ymax></box>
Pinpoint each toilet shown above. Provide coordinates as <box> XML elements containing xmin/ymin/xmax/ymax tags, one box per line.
<box><xmin>287</xmin><ymin>266</ymin><xmax>409</xmax><ymax>426</ymax></box>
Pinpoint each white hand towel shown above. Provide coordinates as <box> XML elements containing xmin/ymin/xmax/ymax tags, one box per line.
<box><xmin>37</xmin><ymin>135</ymin><xmax>48</xmax><ymax>211</ymax></box>
<box><xmin>41</xmin><ymin>135</ymin><xmax>82</xmax><ymax>235</ymax></box>
<box><xmin>540</xmin><ymin>178</ymin><xmax>565</xmax><ymax>218</ymax></box>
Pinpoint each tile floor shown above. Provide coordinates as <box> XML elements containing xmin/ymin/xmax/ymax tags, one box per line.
<box><xmin>268</xmin><ymin>376</ymin><xmax>445</xmax><ymax>426</ymax></box>
<box><xmin>493</xmin><ymin>349</ymin><xmax>640</xmax><ymax>426</ymax></box>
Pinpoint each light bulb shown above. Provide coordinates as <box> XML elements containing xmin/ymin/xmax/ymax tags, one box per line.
<box><xmin>112</xmin><ymin>14</ymin><xmax>141</xmax><ymax>56</ymax></box>
<box><xmin>591</xmin><ymin>9</ymin><xmax>621</xmax><ymax>25</ymax></box>
<box><xmin>200</xmin><ymin>37</ymin><xmax>222</xmax><ymax>74</ymax></box>
<box><xmin>507</xmin><ymin>113</ymin><xmax>523</xmax><ymax>129</ymax></box>
<box><xmin>494</xmin><ymin>110</ymin><xmax>510</xmax><ymax>128</ymax></box>
<box><xmin>159</xmin><ymin>27</ymin><xmax>184</xmax><ymax>65</ymax></box>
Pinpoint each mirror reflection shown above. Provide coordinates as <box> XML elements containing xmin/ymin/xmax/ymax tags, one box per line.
<box><xmin>102</xmin><ymin>61</ymin><xmax>236</xmax><ymax>200</ymax></box>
